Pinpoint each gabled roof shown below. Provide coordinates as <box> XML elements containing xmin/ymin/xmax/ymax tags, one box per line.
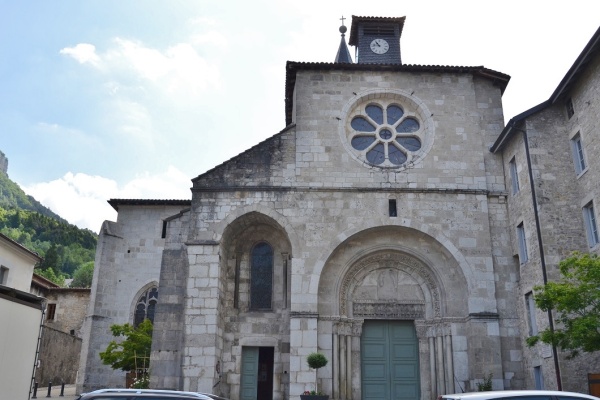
<box><xmin>491</xmin><ymin>25</ymin><xmax>600</xmax><ymax>153</ymax></box>
<box><xmin>32</xmin><ymin>272</ymin><xmax>60</xmax><ymax>289</ymax></box>
<box><xmin>284</xmin><ymin>61</ymin><xmax>510</xmax><ymax>126</ymax></box>
<box><xmin>108</xmin><ymin>199</ymin><xmax>191</xmax><ymax>212</ymax></box>
<box><xmin>0</xmin><ymin>232</ymin><xmax>42</xmax><ymax>262</ymax></box>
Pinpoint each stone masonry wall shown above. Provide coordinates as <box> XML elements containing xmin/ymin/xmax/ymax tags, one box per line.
<box><xmin>501</xmin><ymin>49</ymin><xmax>600</xmax><ymax>392</ymax></box>
<box><xmin>36</xmin><ymin>326</ymin><xmax>82</xmax><ymax>385</ymax></box>
<box><xmin>45</xmin><ymin>289</ymin><xmax>90</xmax><ymax>337</ymax></box>
<box><xmin>78</xmin><ymin>204</ymin><xmax>190</xmax><ymax>393</ymax></box>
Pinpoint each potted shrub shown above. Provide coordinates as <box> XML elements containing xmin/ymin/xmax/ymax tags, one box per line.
<box><xmin>300</xmin><ymin>352</ymin><xmax>329</xmax><ymax>400</ymax></box>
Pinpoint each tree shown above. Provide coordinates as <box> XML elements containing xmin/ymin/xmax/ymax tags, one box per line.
<box><xmin>305</xmin><ymin>352</ymin><xmax>328</xmax><ymax>396</ymax></box>
<box><xmin>34</xmin><ymin>267</ymin><xmax>66</xmax><ymax>287</ymax></box>
<box><xmin>99</xmin><ymin>319</ymin><xmax>153</xmax><ymax>372</ymax></box>
<box><xmin>526</xmin><ymin>252</ymin><xmax>600</xmax><ymax>357</ymax></box>
<box><xmin>38</xmin><ymin>243</ymin><xmax>59</xmax><ymax>272</ymax></box>
<box><xmin>71</xmin><ymin>261</ymin><xmax>94</xmax><ymax>288</ymax></box>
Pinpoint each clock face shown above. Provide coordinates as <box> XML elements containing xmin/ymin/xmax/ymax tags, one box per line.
<box><xmin>370</xmin><ymin>38</ymin><xmax>389</xmax><ymax>54</ymax></box>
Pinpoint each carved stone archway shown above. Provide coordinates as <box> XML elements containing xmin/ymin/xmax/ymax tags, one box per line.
<box><xmin>339</xmin><ymin>251</ymin><xmax>441</xmax><ymax>319</ymax></box>
<box><xmin>329</xmin><ymin>250</ymin><xmax>453</xmax><ymax>400</ymax></box>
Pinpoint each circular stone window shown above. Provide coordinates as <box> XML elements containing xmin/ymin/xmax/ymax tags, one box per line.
<box><xmin>340</xmin><ymin>90</ymin><xmax>434</xmax><ymax>169</ymax></box>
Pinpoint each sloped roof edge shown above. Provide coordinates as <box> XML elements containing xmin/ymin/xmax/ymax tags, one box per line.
<box><xmin>32</xmin><ymin>272</ymin><xmax>61</xmax><ymax>289</ymax></box>
<box><xmin>108</xmin><ymin>199</ymin><xmax>191</xmax><ymax>212</ymax></box>
<box><xmin>491</xmin><ymin>25</ymin><xmax>600</xmax><ymax>153</ymax></box>
<box><xmin>0</xmin><ymin>232</ymin><xmax>42</xmax><ymax>262</ymax></box>
<box><xmin>191</xmin><ymin>123</ymin><xmax>296</xmax><ymax>183</ymax></box>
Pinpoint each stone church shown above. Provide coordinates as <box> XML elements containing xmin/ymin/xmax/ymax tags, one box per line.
<box><xmin>77</xmin><ymin>16</ymin><xmax>600</xmax><ymax>400</ymax></box>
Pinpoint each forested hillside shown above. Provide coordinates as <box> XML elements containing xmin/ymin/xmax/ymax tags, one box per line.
<box><xmin>0</xmin><ymin>171</ymin><xmax>97</xmax><ymax>286</ymax></box>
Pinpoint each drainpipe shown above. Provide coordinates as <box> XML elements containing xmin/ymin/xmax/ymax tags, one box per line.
<box><xmin>517</xmin><ymin>123</ymin><xmax>563</xmax><ymax>390</ymax></box>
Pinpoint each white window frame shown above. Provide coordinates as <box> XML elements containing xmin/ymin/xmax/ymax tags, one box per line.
<box><xmin>583</xmin><ymin>201</ymin><xmax>599</xmax><ymax>247</ymax></box>
<box><xmin>517</xmin><ymin>223</ymin><xmax>528</xmax><ymax>264</ymax></box>
<box><xmin>571</xmin><ymin>133</ymin><xmax>587</xmax><ymax>175</ymax></box>
<box><xmin>525</xmin><ymin>292</ymin><xmax>538</xmax><ymax>336</ymax></box>
<box><xmin>509</xmin><ymin>157</ymin><xmax>519</xmax><ymax>195</ymax></box>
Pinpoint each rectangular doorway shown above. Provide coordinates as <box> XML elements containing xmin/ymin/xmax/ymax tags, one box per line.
<box><xmin>241</xmin><ymin>346</ymin><xmax>274</xmax><ymax>400</ymax></box>
<box><xmin>361</xmin><ymin>320</ymin><xmax>420</xmax><ymax>400</ymax></box>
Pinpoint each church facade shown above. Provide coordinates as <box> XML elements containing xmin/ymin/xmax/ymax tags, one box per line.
<box><xmin>77</xmin><ymin>17</ymin><xmax>600</xmax><ymax>400</ymax></box>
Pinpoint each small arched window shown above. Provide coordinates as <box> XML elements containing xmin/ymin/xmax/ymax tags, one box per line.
<box><xmin>250</xmin><ymin>242</ymin><xmax>273</xmax><ymax>310</ymax></box>
<box><xmin>134</xmin><ymin>286</ymin><xmax>158</xmax><ymax>327</ymax></box>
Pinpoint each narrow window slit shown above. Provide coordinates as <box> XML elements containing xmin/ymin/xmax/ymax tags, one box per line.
<box><xmin>389</xmin><ymin>199</ymin><xmax>397</xmax><ymax>217</ymax></box>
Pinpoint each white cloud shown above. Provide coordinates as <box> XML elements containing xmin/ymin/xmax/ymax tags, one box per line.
<box><xmin>189</xmin><ymin>30</ymin><xmax>228</xmax><ymax>48</ymax></box>
<box><xmin>59</xmin><ymin>43</ymin><xmax>101</xmax><ymax>67</ymax></box>
<box><xmin>62</xmin><ymin>37</ymin><xmax>222</xmax><ymax>96</ymax></box>
<box><xmin>21</xmin><ymin>167</ymin><xmax>191</xmax><ymax>233</ymax></box>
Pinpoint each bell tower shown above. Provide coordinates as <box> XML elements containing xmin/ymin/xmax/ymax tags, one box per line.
<box><xmin>348</xmin><ymin>16</ymin><xmax>405</xmax><ymax>64</ymax></box>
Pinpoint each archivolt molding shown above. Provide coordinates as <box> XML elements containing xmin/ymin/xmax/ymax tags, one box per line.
<box><xmin>339</xmin><ymin>252</ymin><xmax>441</xmax><ymax>318</ymax></box>
<box><xmin>212</xmin><ymin>204</ymin><xmax>300</xmax><ymax>254</ymax></box>
<box><xmin>129</xmin><ymin>280</ymin><xmax>159</xmax><ymax>322</ymax></box>
<box><xmin>314</xmin><ymin>223</ymin><xmax>474</xmax><ymax>295</ymax></box>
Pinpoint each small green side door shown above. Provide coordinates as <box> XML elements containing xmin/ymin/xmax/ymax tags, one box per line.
<box><xmin>240</xmin><ymin>347</ymin><xmax>259</xmax><ymax>400</ymax></box>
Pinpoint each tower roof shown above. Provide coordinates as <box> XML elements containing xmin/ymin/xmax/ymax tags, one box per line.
<box><xmin>334</xmin><ymin>23</ymin><xmax>353</xmax><ymax>63</ymax></box>
<box><xmin>348</xmin><ymin>16</ymin><xmax>406</xmax><ymax>46</ymax></box>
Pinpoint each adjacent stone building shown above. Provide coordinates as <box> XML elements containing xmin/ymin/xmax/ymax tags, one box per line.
<box><xmin>77</xmin><ymin>16</ymin><xmax>600</xmax><ymax>400</ymax></box>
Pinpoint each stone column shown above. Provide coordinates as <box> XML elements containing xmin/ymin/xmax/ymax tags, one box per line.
<box><xmin>150</xmin><ymin>245</ymin><xmax>189</xmax><ymax>390</ymax></box>
<box><xmin>181</xmin><ymin>241</ymin><xmax>222</xmax><ymax>393</ymax></box>
<box><xmin>418</xmin><ymin>322</ymin><xmax>454</xmax><ymax>399</ymax></box>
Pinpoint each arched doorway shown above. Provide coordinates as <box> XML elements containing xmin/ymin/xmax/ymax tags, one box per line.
<box><xmin>318</xmin><ymin>226</ymin><xmax>468</xmax><ymax>400</ymax></box>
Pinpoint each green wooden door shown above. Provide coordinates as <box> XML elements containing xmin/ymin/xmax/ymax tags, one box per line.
<box><xmin>361</xmin><ymin>321</ymin><xmax>420</xmax><ymax>400</ymax></box>
<box><xmin>241</xmin><ymin>347</ymin><xmax>259</xmax><ymax>400</ymax></box>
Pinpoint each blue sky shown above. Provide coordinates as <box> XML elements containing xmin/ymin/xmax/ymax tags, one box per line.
<box><xmin>1</xmin><ymin>0</ymin><xmax>598</xmax><ymax>232</ymax></box>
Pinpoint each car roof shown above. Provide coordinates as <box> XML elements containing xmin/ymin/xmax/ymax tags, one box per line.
<box><xmin>79</xmin><ymin>389</ymin><xmax>213</xmax><ymax>399</ymax></box>
<box><xmin>440</xmin><ymin>391</ymin><xmax>600</xmax><ymax>400</ymax></box>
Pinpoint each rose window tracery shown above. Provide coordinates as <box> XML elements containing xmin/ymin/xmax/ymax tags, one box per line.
<box><xmin>339</xmin><ymin>90</ymin><xmax>433</xmax><ymax>169</ymax></box>
<box><xmin>350</xmin><ymin>102</ymin><xmax>423</xmax><ymax>167</ymax></box>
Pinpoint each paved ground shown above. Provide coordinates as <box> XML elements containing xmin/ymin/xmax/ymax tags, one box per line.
<box><xmin>31</xmin><ymin>383</ymin><xmax>78</xmax><ymax>400</ymax></box>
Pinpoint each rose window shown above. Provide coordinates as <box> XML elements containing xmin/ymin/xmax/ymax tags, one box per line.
<box><xmin>349</xmin><ymin>102</ymin><xmax>423</xmax><ymax>167</ymax></box>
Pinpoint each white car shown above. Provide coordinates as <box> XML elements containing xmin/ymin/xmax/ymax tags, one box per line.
<box><xmin>76</xmin><ymin>388</ymin><xmax>221</xmax><ymax>400</ymax></box>
<box><xmin>439</xmin><ymin>390</ymin><xmax>599</xmax><ymax>400</ymax></box>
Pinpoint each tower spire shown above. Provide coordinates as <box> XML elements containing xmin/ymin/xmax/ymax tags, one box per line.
<box><xmin>334</xmin><ymin>16</ymin><xmax>353</xmax><ymax>63</ymax></box>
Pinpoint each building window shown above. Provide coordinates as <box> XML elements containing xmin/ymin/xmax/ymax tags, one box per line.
<box><xmin>533</xmin><ymin>366</ymin><xmax>544</xmax><ymax>389</ymax></box>
<box><xmin>565</xmin><ymin>98</ymin><xmax>574</xmax><ymax>119</ymax></box>
<box><xmin>342</xmin><ymin>91</ymin><xmax>434</xmax><ymax>170</ymax></box>
<box><xmin>571</xmin><ymin>133</ymin><xmax>587</xmax><ymax>175</ymax></box>
<box><xmin>349</xmin><ymin>102</ymin><xmax>422</xmax><ymax>167</ymax></box>
<box><xmin>509</xmin><ymin>157</ymin><xmax>520</xmax><ymax>195</ymax></box>
<box><xmin>389</xmin><ymin>199</ymin><xmax>397</xmax><ymax>217</ymax></box>
<box><xmin>161</xmin><ymin>220</ymin><xmax>167</xmax><ymax>239</ymax></box>
<box><xmin>0</xmin><ymin>266</ymin><xmax>8</xmax><ymax>285</ymax></box>
<box><xmin>525</xmin><ymin>292</ymin><xmax>538</xmax><ymax>336</ymax></box>
<box><xmin>134</xmin><ymin>287</ymin><xmax>158</xmax><ymax>327</ymax></box>
<box><xmin>250</xmin><ymin>242</ymin><xmax>273</xmax><ymax>310</ymax></box>
<box><xmin>583</xmin><ymin>202</ymin><xmax>599</xmax><ymax>247</ymax></box>
<box><xmin>46</xmin><ymin>303</ymin><xmax>56</xmax><ymax>321</ymax></box>
<box><xmin>517</xmin><ymin>223</ymin><xmax>528</xmax><ymax>264</ymax></box>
